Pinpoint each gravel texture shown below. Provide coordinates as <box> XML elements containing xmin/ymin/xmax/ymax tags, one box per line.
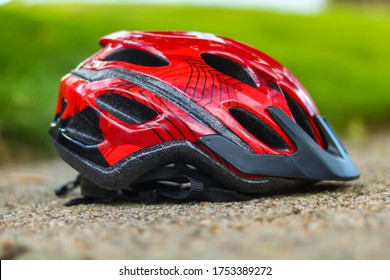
<box><xmin>0</xmin><ymin>133</ymin><xmax>389</xmax><ymax>259</ymax></box>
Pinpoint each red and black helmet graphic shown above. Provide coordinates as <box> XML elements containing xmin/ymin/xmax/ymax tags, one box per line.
<box><xmin>50</xmin><ymin>31</ymin><xmax>359</xmax><ymax>203</ymax></box>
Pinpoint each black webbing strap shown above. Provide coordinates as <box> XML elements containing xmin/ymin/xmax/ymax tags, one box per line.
<box><xmin>54</xmin><ymin>175</ymin><xmax>119</xmax><ymax>206</ymax></box>
<box><xmin>54</xmin><ymin>164</ymin><xmax>252</xmax><ymax>205</ymax></box>
<box><xmin>54</xmin><ymin>175</ymin><xmax>81</xmax><ymax>196</ymax></box>
<box><xmin>132</xmin><ymin>164</ymin><xmax>252</xmax><ymax>203</ymax></box>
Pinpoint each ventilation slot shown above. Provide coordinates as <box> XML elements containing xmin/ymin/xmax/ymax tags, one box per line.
<box><xmin>103</xmin><ymin>48</ymin><xmax>169</xmax><ymax>66</ymax></box>
<box><xmin>201</xmin><ymin>53</ymin><xmax>257</xmax><ymax>87</ymax></box>
<box><xmin>283</xmin><ymin>91</ymin><xmax>316</xmax><ymax>141</ymax></box>
<box><xmin>64</xmin><ymin>107</ymin><xmax>103</xmax><ymax>146</ymax></box>
<box><xmin>255</xmin><ymin>69</ymin><xmax>274</xmax><ymax>84</ymax></box>
<box><xmin>229</xmin><ymin>107</ymin><xmax>289</xmax><ymax>151</ymax></box>
<box><xmin>96</xmin><ymin>93</ymin><xmax>158</xmax><ymax>124</ymax></box>
<box><xmin>54</xmin><ymin>97</ymin><xmax>67</xmax><ymax>122</ymax></box>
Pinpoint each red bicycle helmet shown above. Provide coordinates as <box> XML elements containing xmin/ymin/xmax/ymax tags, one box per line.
<box><xmin>50</xmin><ymin>31</ymin><xmax>359</xmax><ymax>204</ymax></box>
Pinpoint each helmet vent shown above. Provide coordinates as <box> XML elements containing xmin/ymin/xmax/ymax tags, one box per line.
<box><xmin>229</xmin><ymin>106</ymin><xmax>289</xmax><ymax>151</ymax></box>
<box><xmin>96</xmin><ymin>93</ymin><xmax>158</xmax><ymax>124</ymax></box>
<box><xmin>64</xmin><ymin>107</ymin><xmax>103</xmax><ymax>146</ymax></box>
<box><xmin>201</xmin><ymin>53</ymin><xmax>257</xmax><ymax>88</ymax></box>
<box><xmin>283</xmin><ymin>91</ymin><xmax>316</xmax><ymax>141</ymax></box>
<box><xmin>103</xmin><ymin>48</ymin><xmax>170</xmax><ymax>67</ymax></box>
<box><xmin>54</xmin><ymin>97</ymin><xmax>67</xmax><ymax>122</ymax></box>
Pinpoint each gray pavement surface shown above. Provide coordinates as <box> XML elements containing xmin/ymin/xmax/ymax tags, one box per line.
<box><xmin>0</xmin><ymin>133</ymin><xmax>389</xmax><ymax>259</ymax></box>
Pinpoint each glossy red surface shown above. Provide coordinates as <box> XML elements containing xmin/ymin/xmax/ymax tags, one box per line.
<box><xmin>57</xmin><ymin>31</ymin><xmax>324</xmax><ymax>168</ymax></box>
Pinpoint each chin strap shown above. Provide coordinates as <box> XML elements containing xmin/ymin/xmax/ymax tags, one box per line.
<box><xmin>54</xmin><ymin>174</ymin><xmax>119</xmax><ymax>206</ymax></box>
<box><xmin>54</xmin><ymin>175</ymin><xmax>81</xmax><ymax>196</ymax></box>
<box><xmin>54</xmin><ymin>164</ymin><xmax>252</xmax><ymax>206</ymax></box>
<box><xmin>132</xmin><ymin>164</ymin><xmax>251</xmax><ymax>203</ymax></box>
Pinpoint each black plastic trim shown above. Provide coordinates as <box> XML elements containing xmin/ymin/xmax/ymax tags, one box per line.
<box><xmin>200</xmin><ymin>106</ymin><xmax>359</xmax><ymax>181</ymax></box>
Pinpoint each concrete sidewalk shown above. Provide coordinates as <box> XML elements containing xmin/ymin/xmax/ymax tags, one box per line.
<box><xmin>0</xmin><ymin>133</ymin><xmax>389</xmax><ymax>259</ymax></box>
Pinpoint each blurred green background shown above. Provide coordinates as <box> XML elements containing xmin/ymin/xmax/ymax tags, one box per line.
<box><xmin>0</xmin><ymin>0</ymin><xmax>389</xmax><ymax>163</ymax></box>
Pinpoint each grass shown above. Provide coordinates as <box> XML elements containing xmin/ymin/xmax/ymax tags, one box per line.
<box><xmin>0</xmin><ymin>3</ymin><xmax>389</xmax><ymax>162</ymax></box>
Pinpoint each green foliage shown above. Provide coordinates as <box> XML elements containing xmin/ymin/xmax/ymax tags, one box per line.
<box><xmin>0</xmin><ymin>3</ymin><xmax>389</xmax><ymax>159</ymax></box>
